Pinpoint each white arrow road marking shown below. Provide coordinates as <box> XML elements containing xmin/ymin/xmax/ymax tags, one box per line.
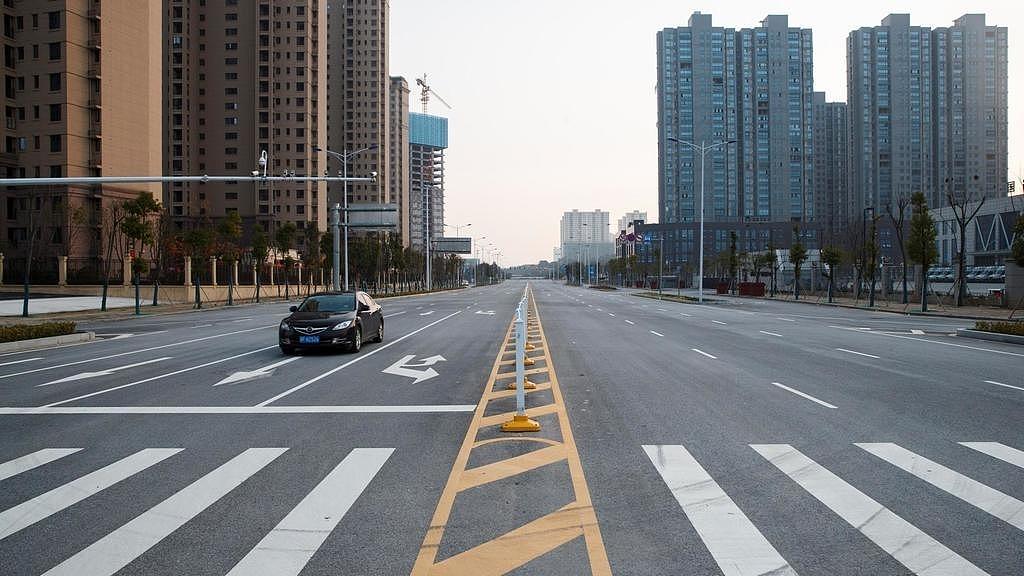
<box><xmin>419</xmin><ymin>310</ymin><xmax>435</xmax><ymax>316</ymax></box>
<box><xmin>382</xmin><ymin>354</ymin><xmax>446</xmax><ymax>384</ymax></box>
<box><xmin>96</xmin><ymin>331</ymin><xmax>169</xmax><ymax>340</ymax></box>
<box><xmin>911</xmin><ymin>329</ymin><xmax>925</xmax><ymax>335</ymax></box>
<box><xmin>38</xmin><ymin>357</ymin><xmax>174</xmax><ymax>387</ymax></box>
<box><xmin>0</xmin><ymin>357</ymin><xmax>43</xmax><ymax>367</ymax></box>
<box><xmin>474</xmin><ymin>310</ymin><xmax>495</xmax><ymax>315</ymax></box>
<box><xmin>214</xmin><ymin>357</ymin><xmax>300</xmax><ymax>386</ymax></box>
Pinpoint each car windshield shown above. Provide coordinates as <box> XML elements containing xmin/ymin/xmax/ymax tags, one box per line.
<box><xmin>296</xmin><ymin>294</ymin><xmax>356</xmax><ymax>313</ymax></box>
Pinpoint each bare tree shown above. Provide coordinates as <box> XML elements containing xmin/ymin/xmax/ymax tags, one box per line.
<box><xmin>100</xmin><ymin>200</ymin><xmax>128</xmax><ymax>311</ymax></box>
<box><xmin>946</xmin><ymin>175</ymin><xmax>985</xmax><ymax>307</ymax></box>
<box><xmin>886</xmin><ymin>192</ymin><xmax>912</xmax><ymax>304</ymax></box>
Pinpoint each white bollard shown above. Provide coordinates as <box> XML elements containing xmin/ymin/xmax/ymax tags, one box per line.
<box><xmin>502</xmin><ymin>292</ymin><xmax>540</xmax><ymax>432</ymax></box>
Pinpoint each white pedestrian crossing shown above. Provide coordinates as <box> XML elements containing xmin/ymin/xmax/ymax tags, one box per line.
<box><xmin>0</xmin><ymin>446</ymin><xmax>394</xmax><ymax>574</ymax></box>
<box><xmin>43</xmin><ymin>448</ymin><xmax>288</xmax><ymax>576</ymax></box>
<box><xmin>752</xmin><ymin>443</ymin><xmax>987</xmax><ymax>576</ymax></box>
<box><xmin>644</xmin><ymin>441</ymin><xmax>1024</xmax><ymax>576</ymax></box>
<box><xmin>857</xmin><ymin>442</ymin><xmax>1024</xmax><ymax>531</ymax></box>
<box><xmin>642</xmin><ymin>445</ymin><xmax>797</xmax><ymax>576</ymax></box>
<box><xmin>0</xmin><ymin>448</ymin><xmax>81</xmax><ymax>482</ymax></box>
<box><xmin>0</xmin><ymin>448</ymin><xmax>182</xmax><ymax>540</ymax></box>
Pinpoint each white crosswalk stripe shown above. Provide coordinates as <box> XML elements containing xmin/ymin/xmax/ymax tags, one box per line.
<box><xmin>642</xmin><ymin>445</ymin><xmax>796</xmax><ymax>576</ymax></box>
<box><xmin>0</xmin><ymin>448</ymin><xmax>81</xmax><ymax>482</ymax></box>
<box><xmin>752</xmin><ymin>443</ymin><xmax>987</xmax><ymax>576</ymax></box>
<box><xmin>959</xmin><ymin>442</ymin><xmax>1024</xmax><ymax>469</ymax></box>
<box><xmin>645</xmin><ymin>441</ymin><xmax>1024</xmax><ymax>575</ymax></box>
<box><xmin>0</xmin><ymin>448</ymin><xmax>182</xmax><ymax>540</ymax></box>
<box><xmin>226</xmin><ymin>448</ymin><xmax>393</xmax><ymax>575</ymax></box>
<box><xmin>857</xmin><ymin>442</ymin><xmax>1024</xmax><ymax>531</ymax></box>
<box><xmin>1</xmin><ymin>446</ymin><xmax>394</xmax><ymax>574</ymax></box>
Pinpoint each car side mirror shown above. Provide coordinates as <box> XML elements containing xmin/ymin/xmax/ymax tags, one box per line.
<box><xmin>289</xmin><ymin>306</ymin><xmax>298</xmax><ymax>312</ymax></box>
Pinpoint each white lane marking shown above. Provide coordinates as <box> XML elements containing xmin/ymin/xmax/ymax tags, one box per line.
<box><xmin>232</xmin><ymin>317</ymin><xmax>254</xmax><ymax>322</ymax></box>
<box><xmin>759</xmin><ymin>331</ymin><xmax>783</xmax><ymax>337</ymax></box>
<box><xmin>45</xmin><ymin>346</ymin><xmax>278</xmax><ymax>407</ymax></box>
<box><xmin>0</xmin><ymin>449</ymin><xmax>182</xmax><ymax>540</ymax></box>
<box><xmin>37</xmin><ymin>357</ymin><xmax>174</xmax><ymax>387</ymax></box>
<box><xmin>419</xmin><ymin>310</ymin><xmax>435</xmax><ymax>316</ymax></box>
<box><xmin>0</xmin><ymin>448</ymin><xmax>82</xmax><ymax>482</ymax></box>
<box><xmin>0</xmin><ymin>326</ymin><xmax>270</xmax><ymax>380</ymax></box>
<box><xmin>959</xmin><ymin>442</ymin><xmax>1024</xmax><ymax>469</ymax></box>
<box><xmin>258</xmin><ymin>311</ymin><xmax>463</xmax><ymax>406</ymax></box>
<box><xmin>985</xmin><ymin>379</ymin><xmax>1024</xmax><ymax>392</ymax></box>
<box><xmin>752</xmin><ymin>444</ymin><xmax>987</xmax><ymax>576</ymax></box>
<box><xmin>0</xmin><ymin>405</ymin><xmax>476</xmax><ymax>415</ymax></box>
<box><xmin>857</xmin><ymin>442</ymin><xmax>1024</xmax><ymax>531</ymax></box>
<box><xmin>776</xmin><ymin>317</ymin><xmax>795</xmax><ymax>322</ymax></box>
<box><xmin>43</xmin><ymin>448</ymin><xmax>287</xmax><ymax>576</ymax></box>
<box><xmin>385</xmin><ymin>310</ymin><xmax>407</xmax><ymax>318</ymax></box>
<box><xmin>679</xmin><ymin>312</ymin><xmax>692</xmax><ymax>317</ymax></box>
<box><xmin>650</xmin><ymin>331</ymin><xmax>664</xmax><ymax>337</ymax></box>
<box><xmin>214</xmin><ymin>357</ymin><xmax>301</xmax><ymax>386</ymax></box>
<box><xmin>691</xmin><ymin>348</ymin><xmax>717</xmax><ymax>359</ymax></box>
<box><xmin>225</xmin><ymin>448</ymin><xmax>393</xmax><ymax>576</ymax></box>
<box><xmin>0</xmin><ymin>357</ymin><xmax>42</xmax><ymax>367</ymax></box>
<box><xmin>194</xmin><ymin>324</ymin><xmax>214</xmax><ymax>328</ymax></box>
<box><xmin>608</xmin><ymin>313</ymin><xmax>616</xmax><ymax>317</ymax></box>
<box><xmin>624</xmin><ymin>320</ymin><xmax>635</xmax><ymax>325</ymax></box>
<box><xmin>873</xmin><ymin>331</ymin><xmax>1024</xmax><ymax>358</ymax></box>
<box><xmin>711</xmin><ymin>320</ymin><xmax>727</xmax><ymax>325</ymax></box>
<box><xmin>835</xmin><ymin>348</ymin><xmax>880</xmax><ymax>359</ymax></box>
<box><xmin>771</xmin><ymin>382</ymin><xmax>837</xmax><ymax>409</ymax></box>
<box><xmin>911</xmin><ymin>329</ymin><xmax>925</xmax><ymax>335</ymax></box>
<box><xmin>642</xmin><ymin>445</ymin><xmax>796</xmax><ymax>576</ymax></box>
<box><xmin>657</xmin><ymin>308</ymin><xmax>668</xmax><ymax>312</ymax></box>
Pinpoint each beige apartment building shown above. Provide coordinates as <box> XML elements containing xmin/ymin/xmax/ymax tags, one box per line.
<box><xmin>0</xmin><ymin>0</ymin><xmax>162</xmax><ymax>266</ymax></box>
<box><xmin>388</xmin><ymin>75</ymin><xmax>409</xmax><ymax>245</ymax></box>
<box><xmin>326</xmin><ymin>0</ymin><xmax>388</xmax><ymax>209</ymax></box>
<box><xmin>164</xmin><ymin>0</ymin><xmax>327</xmax><ymax>252</ymax></box>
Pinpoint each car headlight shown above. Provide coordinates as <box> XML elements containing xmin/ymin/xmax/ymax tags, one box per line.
<box><xmin>279</xmin><ymin>321</ymin><xmax>291</xmax><ymax>332</ymax></box>
<box><xmin>332</xmin><ymin>320</ymin><xmax>352</xmax><ymax>330</ymax></box>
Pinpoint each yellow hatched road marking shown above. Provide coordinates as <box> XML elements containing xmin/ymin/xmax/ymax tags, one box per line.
<box><xmin>411</xmin><ymin>285</ymin><xmax>611</xmax><ymax>575</ymax></box>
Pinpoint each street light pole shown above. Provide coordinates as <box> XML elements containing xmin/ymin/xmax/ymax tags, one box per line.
<box><xmin>668</xmin><ymin>137</ymin><xmax>736</xmax><ymax>303</ymax></box>
<box><xmin>314</xmin><ymin>145</ymin><xmax>378</xmax><ymax>291</ymax></box>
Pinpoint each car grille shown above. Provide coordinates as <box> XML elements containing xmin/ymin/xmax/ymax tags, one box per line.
<box><xmin>292</xmin><ymin>326</ymin><xmax>328</xmax><ymax>335</ymax></box>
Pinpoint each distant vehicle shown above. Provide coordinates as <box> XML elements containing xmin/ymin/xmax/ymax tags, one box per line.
<box><xmin>461</xmin><ymin>280</ymin><xmax>471</xmax><ymax>287</ymax></box>
<box><xmin>278</xmin><ymin>291</ymin><xmax>383</xmax><ymax>354</ymax></box>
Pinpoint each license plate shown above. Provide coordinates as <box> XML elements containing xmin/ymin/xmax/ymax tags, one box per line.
<box><xmin>299</xmin><ymin>335</ymin><xmax>319</xmax><ymax>344</ymax></box>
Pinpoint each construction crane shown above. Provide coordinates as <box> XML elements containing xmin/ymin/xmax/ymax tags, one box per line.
<box><xmin>415</xmin><ymin>74</ymin><xmax>452</xmax><ymax>114</ymax></box>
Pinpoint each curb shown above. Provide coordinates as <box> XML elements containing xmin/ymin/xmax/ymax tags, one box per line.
<box><xmin>727</xmin><ymin>294</ymin><xmax>1012</xmax><ymax>322</ymax></box>
<box><xmin>0</xmin><ymin>331</ymin><xmax>95</xmax><ymax>353</ymax></box>
<box><xmin>956</xmin><ymin>329</ymin><xmax>1024</xmax><ymax>346</ymax></box>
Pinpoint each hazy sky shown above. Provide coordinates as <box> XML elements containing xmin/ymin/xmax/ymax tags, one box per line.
<box><xmin>390</xmin><ymin>0</ymin><xmax>1022</xmax><ymax>266</ymax></box>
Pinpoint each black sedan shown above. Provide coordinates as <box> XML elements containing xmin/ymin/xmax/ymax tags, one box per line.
<box><xmin>278</xmin><ymin>291</ymin><xmax>384</xmax><ymax>354</ymax></box>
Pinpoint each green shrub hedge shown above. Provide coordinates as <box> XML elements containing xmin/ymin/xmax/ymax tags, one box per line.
<box><xmin>0</xmin><ymin>321</ymin><xmax>77</xmax><ymax>343</ymax></box>
<box><xmin>974</xmin><ymin>320</ymin><xmax>1024</xmax><ymax>337</ymax></box>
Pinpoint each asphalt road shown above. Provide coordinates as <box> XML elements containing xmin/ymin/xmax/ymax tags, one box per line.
<box><xmin>1</xmin><ymin>279</ymin><xmax>1022</xmax><ymax>575</ymax></box>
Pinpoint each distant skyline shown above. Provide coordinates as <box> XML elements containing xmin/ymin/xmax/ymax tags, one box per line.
<box><xmin>390</xmin><ymin>1</ymin><xmax>1022</xmax><ymax>266</ymax></box>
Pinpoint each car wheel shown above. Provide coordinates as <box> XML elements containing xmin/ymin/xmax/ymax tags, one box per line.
<box><xmin>351</xmin><ymin>327</ymin><xmax>362</xmax><ymax>352</ymax></box>
<box><xmin>280</xmin><ymin>345</ymin><xmax>295</xmax><ymax>355</ymax></box>
<box><xmin>374</xmin><ymin>320</ymin><xmax>384</xmax><ymax>343</ymax></box>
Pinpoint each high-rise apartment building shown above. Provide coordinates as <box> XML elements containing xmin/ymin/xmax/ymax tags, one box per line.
<box><xmin>847</xmin><ymin>14</ymin><xmax>1007</xmax><ymax>218</ymax></box>
<box><xmin>0</xmin><ymin>0</ymin><xmax>162</xmax><ymax>260</ymax></box>
<box><xmin>388</xmin><ymin>75</ymin><xmax>409</xmax><ymax>245</ymax></box>
<box><xmin>326</xmin><ymin>0</ymin><xmax>388</xmax><ymax>209</ymax></box>
<box><xmin>657</xmin><ymin>13</ymin><xmax>815</xmax><ymax>266</ymax></box>
<box><xmin>812</xmin><ymin>93</ymin><xmax>848</xmax><ymax>243</ymax></box>
<box><xmin>408</xmin><ymin>111</ymin><xmax>446</xmax><ymax>253</ymax></box>
<box><xmin>164</xmin><ymin>0</ymin><xmax>327</xmax><ymax>251</ymax></box>
<box><xmin>560</xmin><ymin>209</ymin><xmax>613</xmax><ymax>264</ymax></box>
<box><xmin>617</xmin><ymin>210</ymin><xmax>647</xmax><ymax>233</ymax></box>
